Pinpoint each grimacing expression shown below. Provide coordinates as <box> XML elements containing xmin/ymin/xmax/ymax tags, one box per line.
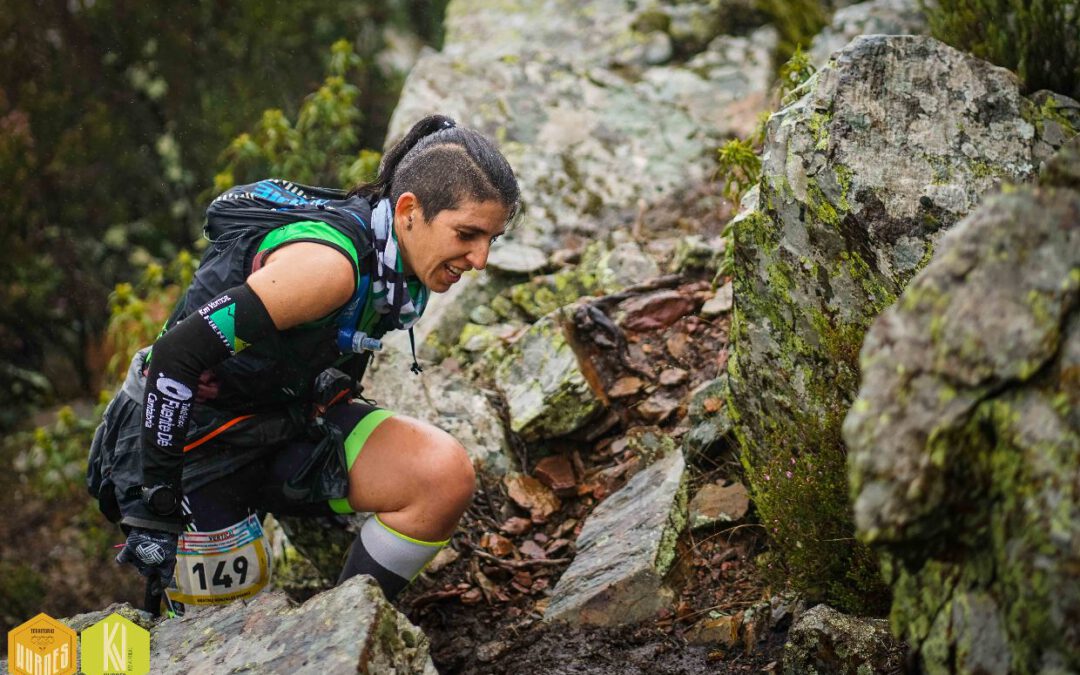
<box><xmin>396</xmin><ymin>198</ymin><xmax>509</xmax><ymax>292</ymax></box>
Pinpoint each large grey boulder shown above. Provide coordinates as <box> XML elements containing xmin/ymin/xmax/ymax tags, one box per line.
<box><xmin>51</xmin><ymin>579</ymin><xmax>436</xmax><ymax>674</ymax></box>
<box><xmin>387</xmin><ymin>0</ymin><xmax>776</xmax><ymax>252</ymax></box>
<box><xmin>727</xmin><ymin>34</ymin><xmax>1077</xmax><ymax>605</ymax></box>
<box><xmin>545</xmin><ymin>446</ymin><xmax>688</xmax><ymax>626</ymax></box>
<box><xmin>364</xmin><ymin>347</ymin><xmax>514</xmax><ymax>476</ymax></box>
<box><xmin>843</xmin><ymin>138</ymin><xmax>1080</xmax><ymax>673</ymax></box>
<box><xmin>808</xmin><ymin>0</ymin><xmax>928</xmax><ymax>68</ymax></box>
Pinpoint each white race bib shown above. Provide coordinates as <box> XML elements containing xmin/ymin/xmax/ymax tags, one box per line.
<box><xmin>167</xmin><ymin>514</ymin><xmax>272</xmax><ymax>605</ymax></box>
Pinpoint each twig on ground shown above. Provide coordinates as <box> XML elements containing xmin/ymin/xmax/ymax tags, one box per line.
<box><xmin>590</xmin><ymin>274</ymin><xmax>685</xmax><ymax>310</ymax></box>
<box><xmin>470</xmin><ymin>548</ymin><xmax>571</xmax><ymax>569</ymax></box>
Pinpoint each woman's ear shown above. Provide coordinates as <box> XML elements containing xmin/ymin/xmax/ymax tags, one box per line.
<box><xmin>394</xmin><ymin>192</ymin><xmax>420</xmax><ymax>222</ymax></box>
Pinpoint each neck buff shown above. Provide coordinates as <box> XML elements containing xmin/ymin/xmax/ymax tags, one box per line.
<box><xmin>370</xmin><ymin>198</ymin><xmax>429</xmax><ymax>331</ymax></box>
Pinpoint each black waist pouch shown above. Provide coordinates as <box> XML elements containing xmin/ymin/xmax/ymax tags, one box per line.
<box><xmin>281</xmin><ymin>418</ymin><xmax>349</xmax><ymax>503</ymax></box>
<box><xmin>280</xmin><ymin>368</ymin><xmax>355</xmax><ymax>503</ymax></box>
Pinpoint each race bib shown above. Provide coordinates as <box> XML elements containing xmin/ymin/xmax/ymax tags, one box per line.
<box><xmin>167</xmin><ymin>514</ymin><xmax>272</xmax><ymax>605</ymax></box>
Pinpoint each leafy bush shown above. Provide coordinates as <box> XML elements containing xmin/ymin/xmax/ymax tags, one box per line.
<box><xmin>215</xmin><ymin>40</ymin><xmax>382</xmax><ymax>193</ymax></box>
<box><xmin>925</xmin><ymin>0</ymin><xmax>1080</xmax><ymax>99</ymax></box>
<box><xmin>777</xmin><ymin>45</ymin><xmax>817</xmax><ymax>104</ymax></box>
<box><xmin>105</xmin><ymin>250</ymin><xmax>198</xmax><ymax>383</ymax></box>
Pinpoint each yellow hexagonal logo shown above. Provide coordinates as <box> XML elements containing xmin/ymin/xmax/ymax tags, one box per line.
<box><xmin>79</xmin><ymin>613</ymin><xmax>150</xmax><ymax>675</ymax></box>
<box><xmin>6</xmin><ymin>612</ymin><xmax>77</xmax><ymax>675</ymax></box>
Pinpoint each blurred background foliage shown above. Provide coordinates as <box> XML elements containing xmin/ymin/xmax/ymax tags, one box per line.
<box><xmin>0</xmin><ymin>0</ymin><xmax>446</xmax><ymax>431</ymax></box>
<box><xmin>0</xmin><ymin>0</ymin><xmax>445</xmax><ymax>639</ymax></box>
<box><xmin>924</xmin><ymin>0</ymin><xmax>1080</xmax><ymax>99</ymax></box>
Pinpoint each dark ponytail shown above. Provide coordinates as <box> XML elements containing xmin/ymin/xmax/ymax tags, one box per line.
<box><xmin>349</xmin><ymin>114</ymin><xmax>520</xmax><ymax>226</ymax></box>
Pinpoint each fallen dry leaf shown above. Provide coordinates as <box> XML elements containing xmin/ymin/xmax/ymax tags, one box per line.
<box><xmin>519</xmin><ymin>540</ymin><xmax>548</xmax><ymax>559</ymax></box>
<box><xmin>499</xmin><ymin>517</ymin><xmax>532</xmax><ymax>536</ymax></box>
<box><xmin>608</xmin><ymin>376</ymin><xmax>645</xmax><ymax>398</ymax></box>
<box><xmin>504</xmin><ymin>473</ymin><xmax>562</xmax><ymax>521</ymax></box>
<box><xmin>533</xmin><ymin>455</ymin><xmax>577</xmax><ymax>496</ymax></box>
<box><xmin>480</xmin><ymin>532</ymin><xmax>516</xmax><ymax>557</ymax></box>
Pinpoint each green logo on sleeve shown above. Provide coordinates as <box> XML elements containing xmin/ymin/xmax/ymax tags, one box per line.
<box><xmin>80</xmin><ymin>613</ymin><xmax>150</xmax><ymax>675</ymax></box>
<box><xmin>208</xmin><ymin>304</ymin><xmax>250</xmax><ymax>354</ymax></box>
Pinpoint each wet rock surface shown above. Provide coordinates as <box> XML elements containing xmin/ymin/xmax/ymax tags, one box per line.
<box><xmin>783</xmin><ymin>604</ymin><xmax>904</xmax><ymax>675</ymax></box>
<box><xmin>727</xmin><ymin>33</ymin><xmax>1078</xmax><ymax>604</ymax></box>
<box><xmin>844</xmin><ymin>137</ymin><xmax>1080</xmax><ymax>673</ymax></box>
<box><xmin>545</xmin><ymin>447</ymin><xmax>688</xmax><ymax>626</ymax></box>
<box><xmin>46</xmin><ymin>579</ymin><xmax>436</xmax><ymax>675</ymax></box>
<box><xmin>387</xmin><ymin>0</ymin><xmax>776</xmax><ymax>251</ymax></box>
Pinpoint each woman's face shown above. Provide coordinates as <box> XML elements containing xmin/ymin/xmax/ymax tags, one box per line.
<box><xmin>394</xmin><ymin>194</ymin><xmax>509</xmax><ymax>293</ymax></box>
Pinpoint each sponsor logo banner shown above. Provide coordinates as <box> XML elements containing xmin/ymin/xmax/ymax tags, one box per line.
<box><xmin>7</xmin><ymin>613</ymin><xmax>76</xmax><ymax>675</ymax></box>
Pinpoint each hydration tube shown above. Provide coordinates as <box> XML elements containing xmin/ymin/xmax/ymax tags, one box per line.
<box><xmin>336</xmin><ymin>274</ymin><xmax>382</xmax><ymax>353</ymax></box>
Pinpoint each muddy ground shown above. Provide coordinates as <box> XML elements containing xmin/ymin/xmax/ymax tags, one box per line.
<box><xmin>396</xmin><ymin>265</ymin><xmax>788</xmax><ymax>674</ymax></box>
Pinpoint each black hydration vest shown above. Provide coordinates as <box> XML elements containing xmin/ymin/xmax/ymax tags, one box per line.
<box><xmin>167</xmin><ymin>179</ymin><xmax>383</xmax><ymax>412</ymax></box>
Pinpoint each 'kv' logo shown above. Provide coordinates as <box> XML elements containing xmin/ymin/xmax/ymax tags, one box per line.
<box><xmin>80</xmin><ymin>613</ymin><xmax>149</xmax><ymax>675</ymax></box>
<box><xmin>102</xmin><ymin>621</ymin><xmax>127</xmax><ymax>670</ymax></box>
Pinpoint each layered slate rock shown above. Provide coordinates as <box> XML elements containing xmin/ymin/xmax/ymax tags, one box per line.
<box><xmin>493</xmin><ymin>305</ymin><xmax>602</xmax><ymax>441</ymax></box>
<box><xmin>783</xmin><ymin>604</ymin><xmax>904</xmax><ymax>675</ymax></box>
<box><xmin>727</xmin><ymin>34</ymin><xmax>1077</xmax><ymax>602</ymax></box>
<box><xmin>545</xmin><ymin>447</ymin><xmax>687</xmax><ymax>625</ymax></box>
<box><xmin>843</xmin><ymin>138</ymin><xmax>1080</xmax><ymax>673</ymax></box>
<box><xmin>387</xmin><ymin>0</ymin><xmax>776</xmax><ymax>251</ymax></box>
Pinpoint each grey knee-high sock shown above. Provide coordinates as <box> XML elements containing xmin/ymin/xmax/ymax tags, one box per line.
<box><xmin>337</xmin><ymin>515</ymin><xmax>448</xmax><ymax>599</ymax></box>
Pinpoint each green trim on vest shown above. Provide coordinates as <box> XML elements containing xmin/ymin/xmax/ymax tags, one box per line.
<box><xmin>257</xmin><ymin>220</ymin><xmax>360</xmax><ymax>269</ymax></box>
<box><xmin>256</xmin><ymin>220</ymin><xmax>363</xmax><ymax>329</ymax></box>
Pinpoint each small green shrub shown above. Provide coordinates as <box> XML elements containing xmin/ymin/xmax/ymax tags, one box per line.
<box><xmin>106</xmin><ymin>250</ymin><xmax>198</xmax><ymax>383</ymax></box>
<box><xmin>777</xmin><ymin>45</ymin><xmax>817</xmax><ymax>104</ymax></box>
<box><xmin>717</xmin><ymin>138</ymin><xmax>763</xmax><ymax>208</ymax></box>
<box><xmin>925</xmin><ymin>0</ymin><xmax>1080</xmax><ymax>99</ymax></box>
<box><xmin>13</xmin><ymin>403</ymin><xmax>104</xmax><ymax>499</ymax></box>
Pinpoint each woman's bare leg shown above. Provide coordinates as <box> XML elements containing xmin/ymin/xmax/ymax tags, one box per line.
<box><xmin>335</xmin><ymin>413</ymin><xmax>475</xmax><ymax>597</ymax></box>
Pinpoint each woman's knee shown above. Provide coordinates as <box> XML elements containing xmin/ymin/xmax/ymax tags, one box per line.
<box><xmin>416</xmin><ymin>431</ymin><xmax>476</xmax><ymax>513</ymax></box>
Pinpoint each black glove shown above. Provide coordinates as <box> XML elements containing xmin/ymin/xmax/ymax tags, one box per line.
<box><xmin>116</xmin><ymin>527</ymin><xmax>179</xmax><ymax>582</ymax></box>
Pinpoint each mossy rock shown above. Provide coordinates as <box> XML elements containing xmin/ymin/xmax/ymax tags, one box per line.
<box><xmin>728</xmin><ymin>35</ymin><xmax>1077</xmax><ymax>613</ymax></box>
<box><xmin>844</xmin><ymin>154</ymin><xmax>1080</xmax><ymax>672</ymax></box>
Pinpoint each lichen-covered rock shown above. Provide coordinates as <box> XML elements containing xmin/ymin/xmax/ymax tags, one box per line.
<box><xmin>545</xmin><ymin>447</ymin><xmax>687</xmax><ymax>625</ymax></box>
<box><xmin>501</xmin><ymin>237</ymin><xmax>660</xmax><ymax>322</ymax></box>
<box><xmin>365</xmin><ymin>347</ymin><xmax>515</xmax><ymax>476</ymax></box>
<box><xmin>494</xmin><ymin>305</ymin><xmax>603</xmax><ymax>441</ymax></box>
<box><xmin>728</xmin><ymin>34</ymin><xmax>1077</xmax><ymax>610</ymax></box>
<box><xmin>387</xmin><ymin>0</ymin><xmax>776</xmax><ymax>252</ymax></box>
<box><xmin>783</xmin><ymin>604</ymin><xmax>904</xmax><ymax>675</ymax></box>
<box><xmin>62</xmin><ymin>602</ymin><xmax>154</xmax><ymax>633</ymax></box>
<box><xmin>146</xmin><ymin>576</ymin><xmax>436</xmax><ymax>674</ymax></box>
<box><xmin>843</xmin><ymin>139</ymin><xmax>1080</xmax><ymax>673</ymax></box>
<box><xmin>808</xmin><ymin>0</ymin><xmax>928</xmax><ymax>68</ymax></box>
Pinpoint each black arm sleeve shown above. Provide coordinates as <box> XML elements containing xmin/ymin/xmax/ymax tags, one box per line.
<box><xmin>137</xmin><ymin>283</ymin><xmax>277</xmax><ymax>510</ymax></box>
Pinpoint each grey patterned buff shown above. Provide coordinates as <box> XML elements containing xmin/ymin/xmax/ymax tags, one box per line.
<box><xmin>370</xmin><ymin>198</ymin><xmax>428</xmax><ymax>330</ymax></box>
